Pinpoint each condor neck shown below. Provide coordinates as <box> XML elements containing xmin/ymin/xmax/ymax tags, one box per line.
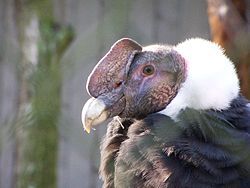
<box><xmin>159</xmin><ymin>38</ymin><xmax>240</xmax><ymax>119</ymax></box>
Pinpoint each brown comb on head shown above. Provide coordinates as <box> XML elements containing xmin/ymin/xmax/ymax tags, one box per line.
<box><xmin>87</xmin><ymin>38</ymin><xmax>142</xmax><ymax>98</ymax></box>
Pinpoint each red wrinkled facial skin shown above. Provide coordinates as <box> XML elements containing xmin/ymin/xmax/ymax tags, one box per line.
<box><xmin>120</xmin><ymin>50</ymin><xmax>186</xmax><ymax>119</ymax></box>
<box><xmin>87</xmin><ymin>38</ymin><xmax>142</xmax><ymax>98</ymax></box>
<box><xmin>86</xmin><ymin>38</ymin><xmax>186</xmax><ymax>119</ymax></box>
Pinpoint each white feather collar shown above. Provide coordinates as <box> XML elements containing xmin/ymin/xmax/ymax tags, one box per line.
<box><xmin>159</xmin><ymin>38</ymin><xmax>240</xmax><ymax>118</ymax></box>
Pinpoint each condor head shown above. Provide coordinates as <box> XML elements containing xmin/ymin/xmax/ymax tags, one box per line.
<box><xmin>81</xmin><ymin>38</ymin><xmax>239</xmax><ymax>133</ymax></box>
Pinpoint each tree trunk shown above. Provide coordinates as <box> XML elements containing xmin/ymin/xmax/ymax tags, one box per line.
<box><xmin>14</xmin><ymin>1</ymin><xmax>74</xmax><ymax>188</ymax></box>
<box><xmin>207</xmin><ymin>0</ymin><xmax>250</xmax><ymax>99</ymax></box>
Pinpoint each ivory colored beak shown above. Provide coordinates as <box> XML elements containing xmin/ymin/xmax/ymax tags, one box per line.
<box><xmin>81</xmin><ymin>97</ymin><xmax>109</xmax><ymax>133</ymax></box>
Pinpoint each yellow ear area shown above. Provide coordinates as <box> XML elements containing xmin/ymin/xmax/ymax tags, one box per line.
<box><xmin>87</xmin><ymin>38</ymin><xmax>142</xmax><ymax>98</ymax></box>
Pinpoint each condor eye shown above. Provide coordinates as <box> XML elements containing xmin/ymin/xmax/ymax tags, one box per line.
<box><xmin>142</xmin><ymin>65</ymin><xmax>155</xmax><ymax>76</ymax></box>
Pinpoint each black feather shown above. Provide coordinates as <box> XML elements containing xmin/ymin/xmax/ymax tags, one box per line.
<box><xmin>100</xmin><ymin>95</ymin><xmax>250</xmax><ymax>188</ymax></box>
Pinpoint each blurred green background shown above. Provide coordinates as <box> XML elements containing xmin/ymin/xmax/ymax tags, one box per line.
<box><xmin>0</xmin><ymin>0</ymin><xmax>249</xmax><ymax>188</ymax></box>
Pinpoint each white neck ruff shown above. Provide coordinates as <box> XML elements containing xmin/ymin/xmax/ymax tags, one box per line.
<box><xmin>159</xmin><ymin>38</ymin><xmax>240</xmax><ymax>118</ymax></box>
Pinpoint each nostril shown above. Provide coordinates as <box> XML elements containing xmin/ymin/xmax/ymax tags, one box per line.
<box><xmin>114</xmin><ymin>81</ymin><xmax>123</xmax><ymax>89</ymax></box>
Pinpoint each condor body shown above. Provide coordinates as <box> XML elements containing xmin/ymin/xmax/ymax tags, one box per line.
<box><xmin>82</xmin><ymin>38</ymin><xmax>250</xmax><ymax>188</ymax></box>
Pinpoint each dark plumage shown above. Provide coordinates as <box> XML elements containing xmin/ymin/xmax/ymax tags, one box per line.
<box><xmin>100</xmin><ymin>96</ymin><xmax>250</xmax><ymax>188</ymax></box>
<box><xmin>81</xmin><ymin>38</ymin><xmax>250</xmax><ymax>188</ymax></box>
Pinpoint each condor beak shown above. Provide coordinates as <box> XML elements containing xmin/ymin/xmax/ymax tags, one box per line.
<box><xmin>81</xmin><ymin>97</ymin><xmax>109</xmax><ymax>133</ymax></box>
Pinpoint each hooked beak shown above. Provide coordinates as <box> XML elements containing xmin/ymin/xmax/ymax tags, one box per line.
<box><xmin>82</xmin><ymin>38</ymin><xmax>142</xmax><ymax>133</ymax></box>
<box><xmin>81</xmin><ymin>97</ymin><xmax>109</xmax><ymax>133</ymax></box>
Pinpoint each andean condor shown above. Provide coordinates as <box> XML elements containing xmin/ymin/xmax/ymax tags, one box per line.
<box><xmin>81</xmin><ymin>38</ymin><xmax>250</xmax><ymax>188</ymax></box>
